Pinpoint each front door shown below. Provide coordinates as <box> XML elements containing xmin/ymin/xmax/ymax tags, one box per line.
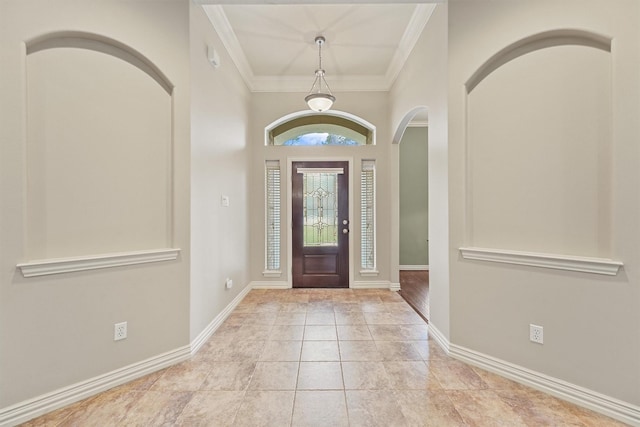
<box><xmin>292</xmin><ymin>161</ymin><xmax>349</xmax><ymax>288</ymax></box>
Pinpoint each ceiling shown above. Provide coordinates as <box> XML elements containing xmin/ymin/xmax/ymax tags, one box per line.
<box><xmin>202</xmin><ymin>4</ymin><xmax>436</xmax><ymax>92</ymax></box>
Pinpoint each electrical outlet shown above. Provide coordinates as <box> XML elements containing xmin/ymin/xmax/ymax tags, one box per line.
<box><xmin>529</xmin><ymin>324</ymin><xmax>543</xmax><ymax>344</ymax></box>
<box><xmin>114</xmin><ymin>322</ymin><xmax>127</xmax><ymax>341</ymax></box>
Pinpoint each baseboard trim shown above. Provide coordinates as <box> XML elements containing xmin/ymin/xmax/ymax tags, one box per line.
<box><xmin>449</xmin><ymin>344</ymin><xmax>640</xmax><ymax>426</ymax></box>
<box><xmin>0</xmin><ymin>345</ymin><xmax>190</xmax><ymax>427</ymax></box>
<box><xmin>0</xmin><ymin>283</ymin><xmax>256</xmax><ymax>427</ymax></box>
<box><xmin>352</xmin><ymin>280</ymin><xmax>391</xmax><ymax>290</ymax></box>
<box><xmin>399</xmin><ymin>265</ymin><xmax>429</xmax><ymax>271</ymax></box>
<box><xmin>427</xmin><ymin>322</ymin><xmax>450</xmax><ymax>354</ymax></box>
<box><xmin>389</xmin><ymin>282</ymin><xmax>401</xmax><ymax>292</ymax></box>
<box><xmin>250</xmin><ymin>280</ymin><xmax>290</xmax><ymax>289</ymax></box>
<box><xmin>190</xmin><ymin>284</ymin><xmax>253</xmax><ymax>355</ymax></box>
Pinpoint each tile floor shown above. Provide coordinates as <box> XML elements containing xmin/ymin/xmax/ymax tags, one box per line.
<box><xmin>23</xmin><ymin>289</ymin><xmax>627</xmax><ymax>426</ymax></box>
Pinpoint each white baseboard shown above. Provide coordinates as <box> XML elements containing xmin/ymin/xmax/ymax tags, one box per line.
<box><xmin>0</xmin><ymin>345</ymin><xmax>190</xmax><ymax>427</ymax></box>
<box><xmin>0</xmin><ymin>283</ymin><xmax>255</xmax><ymax>427</ymax></box>
<box><xmin>449</xmin><ymin>344</ymin><xmax>640</xmax><ymax>426</ymax></box>
<box><xmin>190</xmin><ymin>284</ymin><xmax>253</xmax><ymax>354</ymax></box>
<box><xmin>399</xmin><ymin>265</ymin><xmax>429</xmax><ymax>271</ymax></box>
<box><xmin>250</xmin><ymin>280</ymin><xmax>290</xmax><ymax>289</ymax></box>
<box><xmin>352</xmin><ymin>280</ymin><xmax>391</xmax><ymax>289</ymax></box>
<box><xmin>389</xmin><ymin>282</ymin><xmax>401</xmax><ymax>292</ymax></box>
<box><xmin>427</xmin><ymin>322</ymin><xmax>450</xmax><ymax>354</ymax></box>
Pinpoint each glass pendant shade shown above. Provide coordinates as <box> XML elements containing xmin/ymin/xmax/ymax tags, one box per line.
<box><xmin>306</xmin><ymin>37</ymin><xmax>335</xmax><ymax>112</ymax></box>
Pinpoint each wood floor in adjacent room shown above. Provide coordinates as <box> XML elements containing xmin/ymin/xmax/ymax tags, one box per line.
<box><xmin>399</xmin><ymin>270</ymin><xmax>430</xmax><ymax>322</ymax></box>
<box><xmin>22</xmin><ymin>288</ymin><xmax>626</xmax><ymax>426</ymax></box>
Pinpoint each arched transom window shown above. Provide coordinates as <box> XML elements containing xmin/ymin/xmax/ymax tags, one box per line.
<box><xmin>266</xmin><ymin>112</ymin><xmax>375</xmax><ymax>146</ymax></box>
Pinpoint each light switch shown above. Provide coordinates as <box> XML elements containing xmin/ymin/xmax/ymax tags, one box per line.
<box><xmin>221</xmin><ymin>195</ymin><xmax>230</xmax><ymax>207</ymax></box>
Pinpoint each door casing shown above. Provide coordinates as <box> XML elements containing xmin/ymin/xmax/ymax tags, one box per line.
<box><xmin>287</xmin><ymin>156</ymin><xmax>354</xmax><ymax>289</ymax></box>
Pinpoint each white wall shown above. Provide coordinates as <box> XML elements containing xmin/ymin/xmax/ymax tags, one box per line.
<box><xmin>249</xmin><ymin>91</ymin><xmax>391</xmax><ymax>287</ymax></box>
<box><xmin>448</xmin><ymin>0</ymin><xmax>640</xmax><ymax>407</ymax></box>
<box><xmin>390</xmin><ymin>4</ymin><xmax>449</xmax><ymax>337</ymax></box>
<box><xmin>0</xmin><ymin>0</ymin><xmax>191</xmax><ymax>410</ymax></box>
<box><xmin>190</xmin><ymin>3</ymin><xmax>252</xmax><ymax>341</ymax></box>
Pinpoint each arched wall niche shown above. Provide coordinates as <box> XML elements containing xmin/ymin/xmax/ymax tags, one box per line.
<box><xmin>462</xmin><ymin>28</ymin><xmax>616</xmax><ymax>266</ymax></box>
<box><xmin>466</xmin><ymin>29</ymin><xmax>611</xmax><ymax>94</ymax></box>
<box><xmin>23</xmin><ymin>31</ymin><xmax>176</xmax><ymax>264</ymax></box>
<box><xmin>26</xmin><ymin>31</ymin><xmax>173</xmax><ymax>94</ymax></box>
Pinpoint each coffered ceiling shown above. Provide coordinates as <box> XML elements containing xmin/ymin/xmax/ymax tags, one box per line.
<box><xmin>201</xmin><ymin>3</ymin><xmax>436</xmax><ymax>92</ymax></box>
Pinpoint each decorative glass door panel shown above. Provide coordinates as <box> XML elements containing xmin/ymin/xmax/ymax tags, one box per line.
<box><xmin>292</xmin><ymin>162</ymin><xmax>349</xmax><ymax>288</ymax></box>
<box><xmin>303</xmin><ymin>172</ymin><xmax>338</xmax><ymax>247</ymax></box>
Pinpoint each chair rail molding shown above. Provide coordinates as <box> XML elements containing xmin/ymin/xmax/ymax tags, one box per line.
<box><xmin>459</xmin><ymin>247</ymin><xmax>623</xmax><ymax>276</ymax></box>
<box><xmin>17</xmin><ymin>248</ymin><xmax>181</xmax><ymax>278</ymax></box>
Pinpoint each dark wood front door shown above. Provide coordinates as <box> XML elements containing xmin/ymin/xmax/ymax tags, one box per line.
<box><xmin>292</xmin><ymin>161</ymin><xmax>349</xmax><ymax>288</ymax></box>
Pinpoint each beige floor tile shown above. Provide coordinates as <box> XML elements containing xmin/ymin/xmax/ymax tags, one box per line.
<box><xmin>236</xmin><ymin>324</ymin><xmax>273</xmax><ymax>341</ymax></box>
<box><xmin>306</xmin><ymin>301</ymin><xmax>335</xmax><ymax>312</ymax></box>
<box><xmin>363</xmin><ymin>312</ymin><xmax>397</xmax><ymax>324</ymax></box>
<box><xmin>398</xmin><ymin>324</ymin><xmax>429</xmax><ymax>340</ymax></box>
<box><xmin>233</xmin><ymin>391</ymin><xmax>295</xmax><ymax>427</ymax></box>
<box><xmin>270</xmin><ymin>325</ymin><xmax>305</xmax><ymax>340</ymax></box>
<box><xmin>346</xmin><ymin>390</ymin><xmax>409</xmax><ymax>427</ymax></box>
<box><xmin>337</xmin><ymin>324</ymin><xmax>373</xmax><ymax>340</ymax></box>
<box><xmin>368</xmin><ymin>325</ymin><xmax>403</xmax><ymax>340</ymax></box>
<box><xmin>305</xmin><ymin>311</ymin><xmax>336</xmax><ymax>325</ymax></box>
<box><xmin>384</xmin><ymin>361</ymin><xmax>442</xmax><ymax>390</ymax></box>
<box><xmin>412</xmin><ymin>340</ymin><xmax>449</xmax><ymax>362</ymax></box>
<box><xmin>342</xmin><ymin>361</ymin><xmax>391</xmax><ymax>389</ymax></box>
<box><xmin>495</xmin><ymin>388</ymin><xmax>586</xmax><ymax>427</ymax></box>
<box><xmin>447</xmin><ymin>389</ymin><xmax>528</xmax><ymax>427</ymax></box>
<box><xmin>24</xmin><ymin>289</ymin><xmax>628</xmax><ymax>427</ymax></box>
<box><xmin>279</xmin><ymin>302</ymin><xmax>309</xmax><ymax>313</ymax></box>
<box><xmin>174</xmin><ymin>391</ymin><xmax>244</xmax><ymax>426</ymax></box>
<box><xmin>150</xmin><ymin>362</ymin><xmax>211</xmax><ymax>391</ymax></box>
<box><xmin>339</xmin><ymin>340</ymin><xmax>382</xmax><ymax>361</ymax></box>
<box><xmin>430</xmin><ymin>359</ymin><xmax>488</xmax><ymax>390</ymax></box>
<box><xmin>259</xmin><ymin>340</ymin><xmax>302</xmax><ymax>361</ymax></box>
<box><xmin>248</xmin><ymin>361</ymin><xmax>299</xmax><ymax>390</ymax></box>
<box><xmin>58</xmin><ymin>387</ymin><xmax>142</xmax><ymax>425</ymax></box>
<box><xmin>334</xmin><ymin>311</ymin><xmax>367</xmax><ymax>325</ymax></box>
<box><xmin>304</xmin><ymin>325</ymin><xmax>337</xmax><ymax>340</ymax></box>
<box><xmin>393</xmin><ymin>390</ymin><xmax>466</xmax><ymax>427</ymax></box>
<box><xmin>333</xmin><ymin>302</ymin><xmax>362</xmax><ymax>313</ymax></box>
<box><xmin>204</xmin><ymin>339</ymin><xmax>266</xmax><ymax>361</ymax></box>
<box><xmin>376</xmin><ymin>341</ymin><xmax>423</xmax><ymax>361</ymax></box>
<box><xmin>292</xmin><ymin>391</ymin><xmax>349</xmax><ymax>427</ymax></box>
<box><xmin>119</xmin><ymin>390</ymin><xmax>192</xmax><ymax>425</ymax></box>
<box><xmin>297</xmin><ymin>362</ymin><xmax>344</xmax><ymax>390</ymax></box>
<box><xmin>359</xmin><ymin>301</ymin><xmax>387</xmax><ymax>312</ymax></box>
<box><xmin>389</xmin><ymin>311</ymin><xmax>425</xmax><ymax>325</ymax></box>
<box><xmin>300</xmin><ymin>340</ymin><xmax>340</xmax><ymax>361</ymax></box>
<box><xmin>242</xmin><ymin>312</ymin><xmax>279</xmax><ymax>325</ymax></box>
<box><xmin>274</xmin><ymin>312</ymin><xmax>307</xmax><ymax>325</ymax></box>
<box><xmin>200</xmin><ymin>362</ymin><xmax>256</xmax><ymax>390</ymax></box>
<box><xmin>471</xmin><ymin>366</ymin><xmax>529</xmax><ymax>391</ymax></box>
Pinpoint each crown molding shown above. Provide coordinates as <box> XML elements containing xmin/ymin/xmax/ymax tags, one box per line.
<box><xmin>202</xmin><ymin>3</ymin><xmax>437</xmax><ymax>92</ymax></box>
<box><xmin>385</xmin><ymin>4</ymin><xmax>436</xmax><ymax>88</ymax></box>
<box><xmin>203</xmin><ymin>5</ymin><xmax>256</xmax><ymax>91</ymax></box>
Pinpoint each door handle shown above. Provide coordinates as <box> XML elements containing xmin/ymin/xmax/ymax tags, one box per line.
<box><xmin>342</xmin><ymin>228</ymin><xmax>349</xmax><ymax>234</ymax></box>
<box><xmin>342</xmin><ymin>219</ymin><xmax>349</xmax><ymax>225</ymax></box>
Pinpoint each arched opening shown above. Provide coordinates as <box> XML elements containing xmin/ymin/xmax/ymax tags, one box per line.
<box><xmin>392</xmin><ymin>106</ymin><xmax>430</xmax><ymax>321</ymax></box>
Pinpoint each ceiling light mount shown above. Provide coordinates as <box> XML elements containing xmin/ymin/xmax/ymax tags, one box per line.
<box><xmin>305</xmin><ymin>36</ymin><xmax>336</xmax><ymax>112</ymax></box>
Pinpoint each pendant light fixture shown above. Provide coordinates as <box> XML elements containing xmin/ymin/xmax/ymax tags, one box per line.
<box><xmin>305</xmin><ymin>36</ymin><xmax>336</xmax><ymax>112</ymax></box>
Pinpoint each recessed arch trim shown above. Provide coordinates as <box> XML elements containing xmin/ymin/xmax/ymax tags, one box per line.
<box><xmin>465</xmin><ymin>29</ymin><xmax>611</xmax><ymax>94</ymax></box>
<box><xmin>26</xmin><ymin>31</ymin><xmax>174</xmax><ymax>94</ymax></box>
